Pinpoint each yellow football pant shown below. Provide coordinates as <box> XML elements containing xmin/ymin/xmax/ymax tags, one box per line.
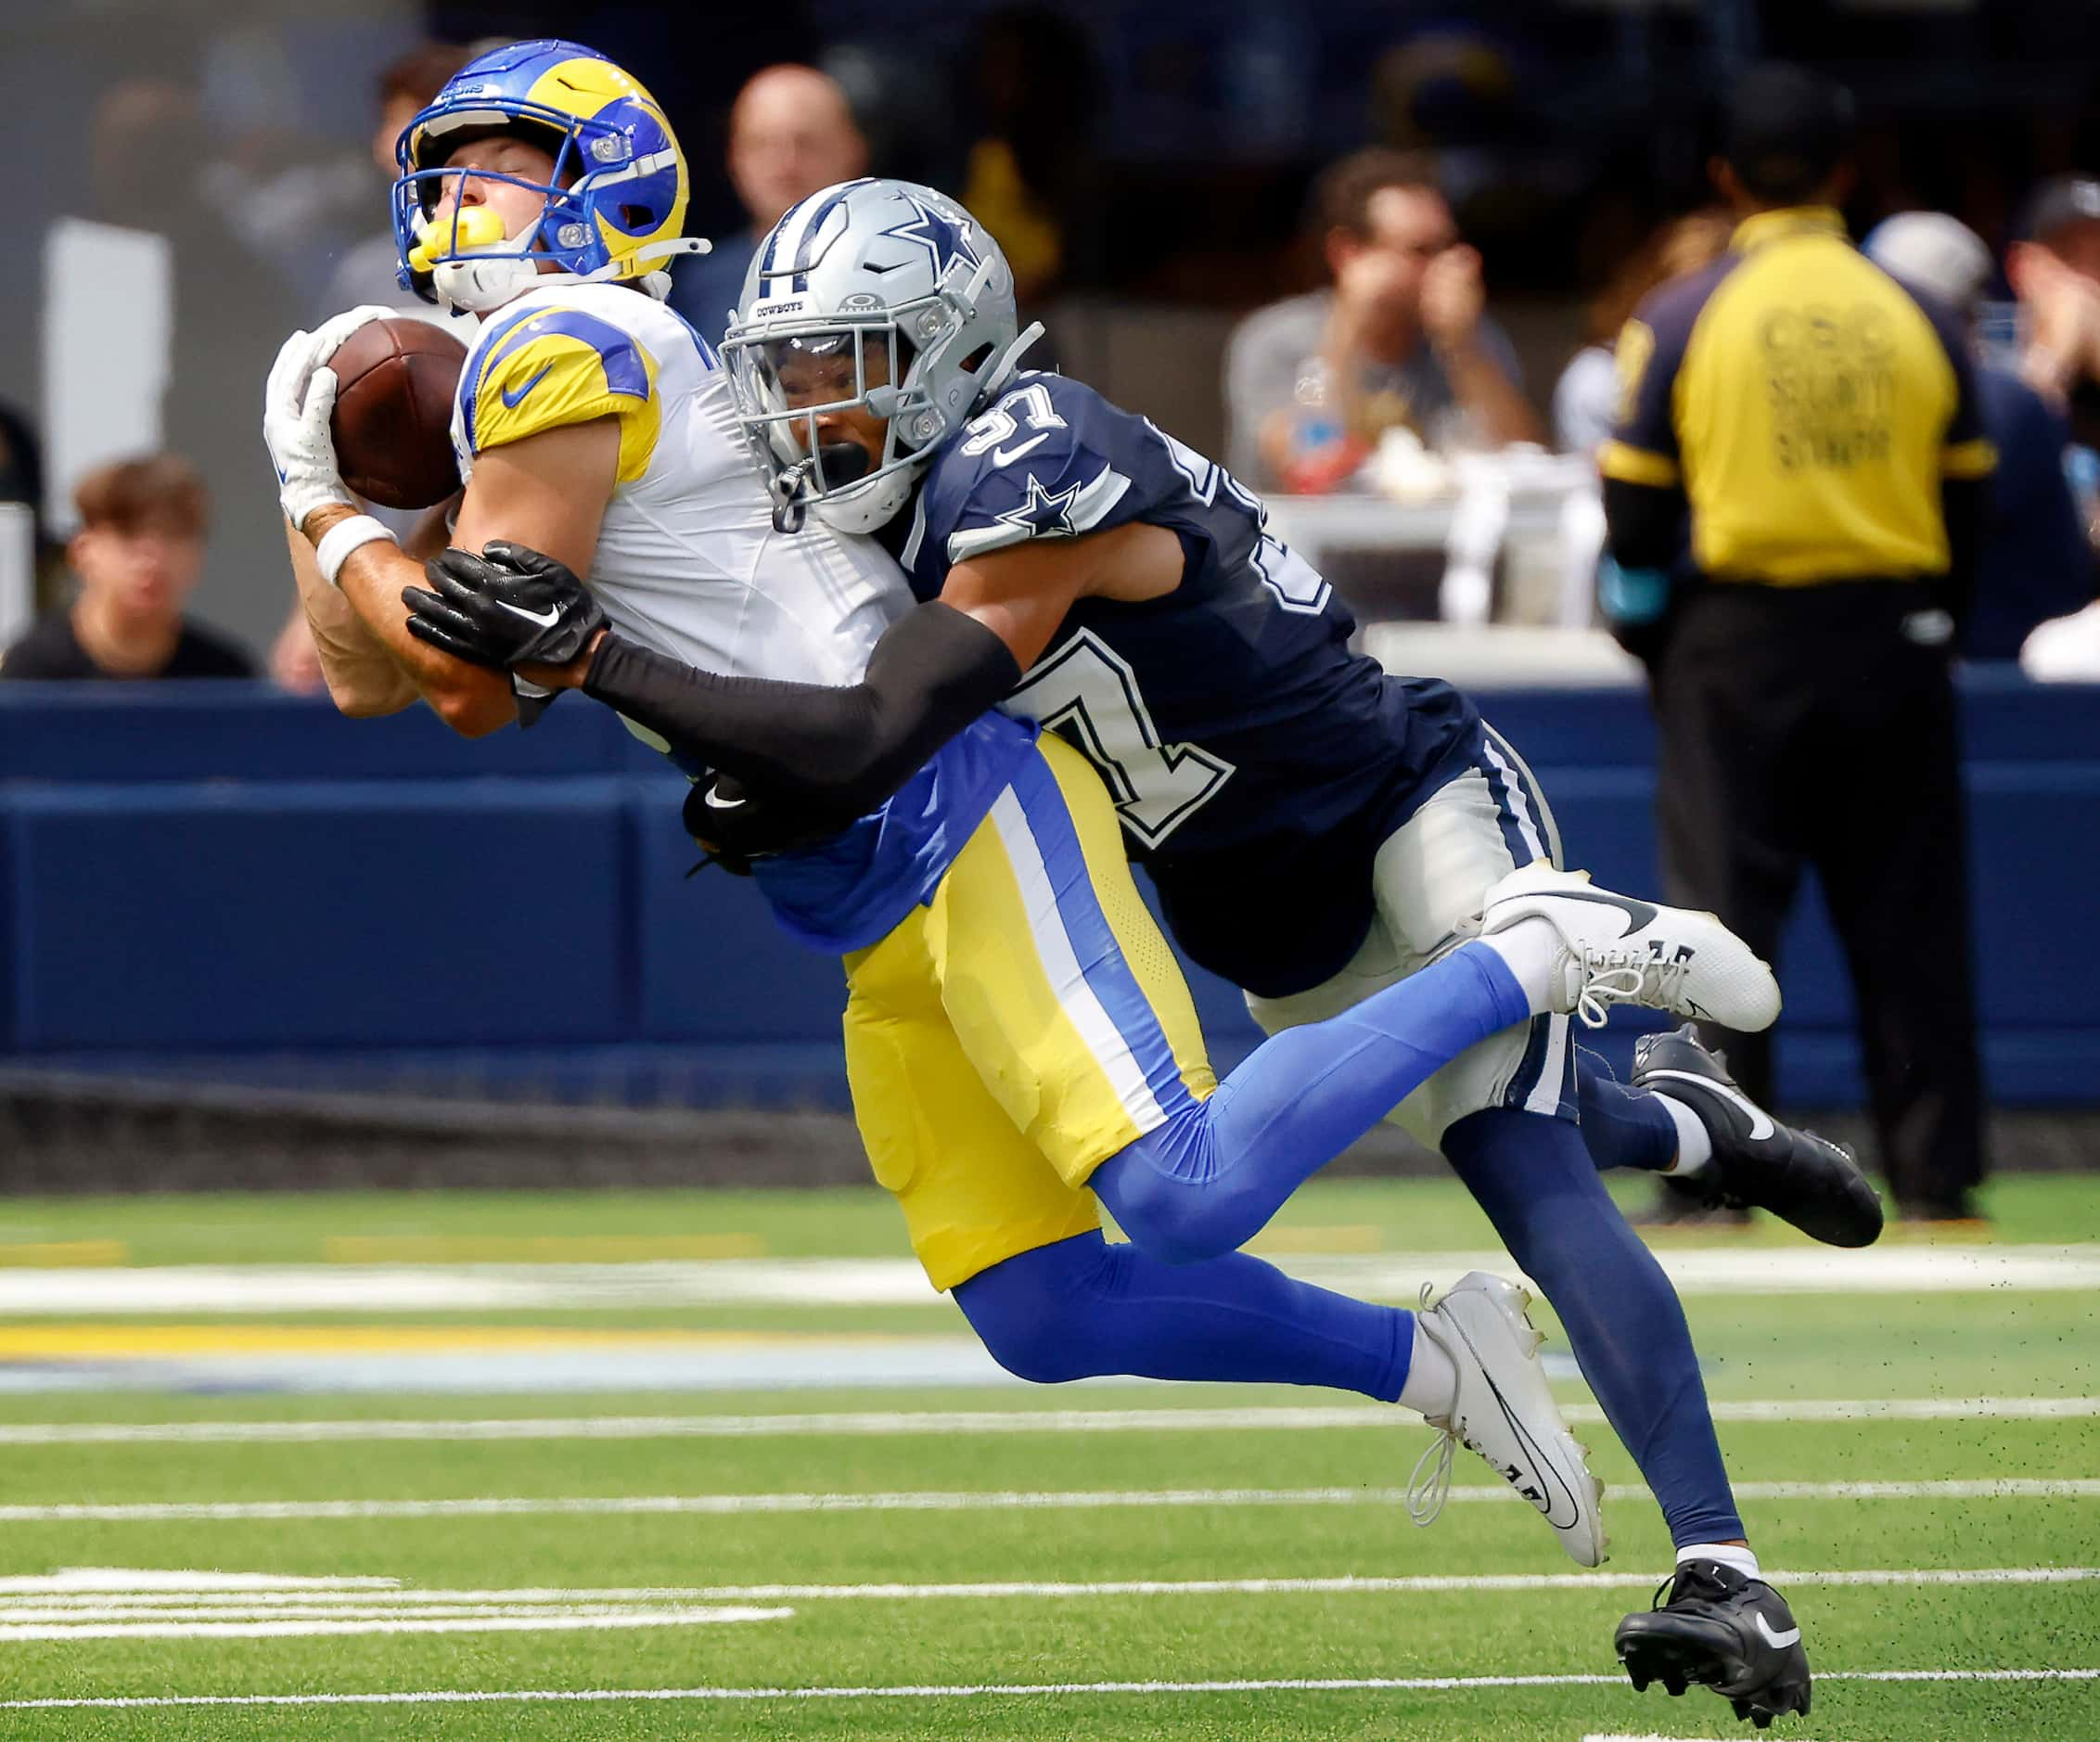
<box><xmin>842</xmin><ymin>734</ymin><xmax>1216</xmax><ymax>1291</ymax></box>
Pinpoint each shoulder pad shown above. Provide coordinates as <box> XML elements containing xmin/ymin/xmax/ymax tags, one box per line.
<box><xmin>462</xmin><ymin>301</ymin><xmax>661</xmax><ymax>480</ymax></box>
<box><xmin>926</xmin><ymin>378</ymin><xmax>1133</xmax><ymax>564</ymax></box>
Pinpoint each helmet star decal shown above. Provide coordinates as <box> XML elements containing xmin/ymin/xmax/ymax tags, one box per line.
<box><xmin>876</xmin><ymin>192</ymin><xmax>983</xmax><ymax>280</ymax></box>
<box><xmin>996</xmin><ymin>472</ymin><xmax>1085</xmax><ymax>539</ymax></box>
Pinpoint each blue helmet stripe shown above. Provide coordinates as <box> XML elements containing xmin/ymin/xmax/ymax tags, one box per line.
<box><xmin>758</xmin><ymin>195</ymin><xmax>806</xmax><ymax>278</ymax></box>
<box><xmin>758</xmin><ymin>178</ymin><xmax>879</xmax><ymax>294</ymax></box>
<box><xmin>786</xmin><ymin>176</ymin><xmax>878</xmax><ymax>290</ymax></box>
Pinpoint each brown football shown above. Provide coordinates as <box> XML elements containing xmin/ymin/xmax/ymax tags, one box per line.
<box><xmin>327</xmin><ymin>317</ymin><xmax>467</xmax><ymax>510</ymax></box>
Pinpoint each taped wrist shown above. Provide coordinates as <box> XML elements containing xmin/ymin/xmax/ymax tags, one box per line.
<box><xmin>583</xmin><ymin>601</ymin><xmax>1020</xmax><ymax>816</ymax></box>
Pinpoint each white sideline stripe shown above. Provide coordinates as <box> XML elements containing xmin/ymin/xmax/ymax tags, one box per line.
<box><xmin>0</xmin><ymin>1242</ymin><xmax>2091</xmax><ymax>1313</ymax></box>
<box><xmin>0</xmin><ymin>1567</ymin><xmax>2082</xmax><ymax>1608</ymax></box>
<box><xmin>0</xmin><ymin>1479</ymin><xmax>2092</xmax><ymax>1523</ymax></box>
<box><xmin>0</xmin><ymin>1394</ymin><xmax>2088</xmax><ymax>1445</ymax></box>
<box><xmin>2</xmin><ymin>1669</ymin><xmax>2093</xmax><ymax>1710</ymax></box>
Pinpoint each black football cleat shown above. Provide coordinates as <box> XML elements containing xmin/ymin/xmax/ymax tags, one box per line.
<box><xmin>1633</xmin><ymin>1025</ymin><xmax>1884</xmax><ymax>1248</ymax></box>
<box><xmin>1616</xmin><ymin>1558</ymin><xmax>1812</xmax><ymax>1729</ymax></box>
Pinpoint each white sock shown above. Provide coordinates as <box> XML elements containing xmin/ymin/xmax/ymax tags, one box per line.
<box><xmin>1658</xmin><ymin>1094</ymin><xmax>1714</xmax><ymax>1177</ymax></box>
<box><xmin>1678</xmin><ymin>1541</ymin><xmax>1760</xmax><ymax>1580</ymax></box>
<box><xmin>1397</xmin><ymin>1315</ymin><xmax>1461</xmax><ymax>1415</ymax></box>
<box><xmin>1477</xmin><ymin>917</ymin><xmax>1562</xmax><ymax>1016</ymax></box>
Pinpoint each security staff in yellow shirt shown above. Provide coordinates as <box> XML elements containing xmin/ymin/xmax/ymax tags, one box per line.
<box><xmin>1600</xmin><ymin>64</ymin><xmax>1994</xmax><ymax>1223</ymax></box>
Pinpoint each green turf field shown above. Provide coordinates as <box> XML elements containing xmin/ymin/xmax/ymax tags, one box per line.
<box><xmin>0</xmin><ymin>1175</ymin><xmax>2091</xmax><ymax>1739</ymax></box>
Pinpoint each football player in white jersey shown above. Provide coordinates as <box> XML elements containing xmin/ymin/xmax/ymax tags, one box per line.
<box><xmin>266</xmin><ymin>39</ymin><xmax>902</xmax><ymax>731</ymax></box>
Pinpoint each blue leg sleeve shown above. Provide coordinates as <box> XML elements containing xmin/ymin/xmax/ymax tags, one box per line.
<box><xmin>953</xmin><ymin>1230</ymin><xmax>1414</xmax><ymax>1401</ymax></box>
<box><xmin>1441</xmin><ymin>1106</ymin><xmax>1746</xmax><ymax>1546</ymax></box>
<box><xmin>1095</xmin><ymin>941</ymin><xmax>1532</xmax><ymax>1265</ymax></box>
<box><xmin>1575</xmin><ymin>1045</ymin><xmax>1680</xmax><ymax>1174</ymax></box>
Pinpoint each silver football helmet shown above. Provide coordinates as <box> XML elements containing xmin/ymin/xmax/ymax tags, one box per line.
<box><xmin>722</xmin><ymin>178</ymin><xmax>1043</xmax><ymax>532</ymax></box>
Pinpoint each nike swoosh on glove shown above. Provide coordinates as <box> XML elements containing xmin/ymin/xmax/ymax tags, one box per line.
<box><xmin>403</xmin><ymin>541</ymin><xmax>608</xmax><ymax>672</ymax></box>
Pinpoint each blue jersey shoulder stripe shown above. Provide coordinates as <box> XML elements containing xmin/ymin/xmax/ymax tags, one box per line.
<box><xmin>480</xmin><ymin>309</ymin><xmax>650</xmax><ymax>398</ymax></box>
<box><xmin>460</xmin><ymin>302</ymin><xmax>548</xmax><ymax>455</ymax></box>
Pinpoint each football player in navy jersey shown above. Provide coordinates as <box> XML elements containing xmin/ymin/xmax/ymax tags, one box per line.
<box><xmin>417</xmin><ymin>179</ymin><xmax>1861</xmax><ymax>1724</ymax></box>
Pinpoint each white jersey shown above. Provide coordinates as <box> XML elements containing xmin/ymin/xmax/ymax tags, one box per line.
<box><xmin>448</xmin><ymin>279</ymin><xmax>907</xmax><ymax>690</ymax></box>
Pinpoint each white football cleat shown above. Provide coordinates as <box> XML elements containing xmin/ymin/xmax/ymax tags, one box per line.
<box><xmin>1475</xmin><ymin>865</ymin><xmax>1781</xmax><ymax>1031</ymax></box>
<box><xmin>1406</xmin><ymin>1271</ymin><xmax>1607</xmax><ymax>1568</ymax></box>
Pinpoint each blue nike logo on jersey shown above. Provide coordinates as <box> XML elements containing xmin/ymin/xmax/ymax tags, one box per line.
<box><xmin>501</xmin><ymin>364</ymin><xmax>555</xmax><ymax>409</ymax></box>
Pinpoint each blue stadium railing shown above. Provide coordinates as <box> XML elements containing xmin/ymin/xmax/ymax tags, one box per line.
<box><xmin>3</xmin><ymin>671</ymin><xmax>2096</xmax><ymax>1108</ymax></box>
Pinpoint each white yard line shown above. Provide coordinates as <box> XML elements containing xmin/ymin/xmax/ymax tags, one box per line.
<box><xmin>0</xmin><ymin>1566</ymin><xmax>2083</xmax><ymax>1610</ymax></box>
<box><xmin>0</xmin><ymin>1669</ymin><xmax>2092</xmax><ymax>1710</ymax></box>
<box><xmin>0</xmin><ymin>1479</ymin><xmax>2091</xmax><ymax>1524</ymax></box>
<box><xmin>0</xmin><ymin>1394</ymin><xmax>2085</xmax><ymax>1445</ymax></box>
<box><xmin>0</xmin><ymin>1243</ymin><xmax>2088</xmax><ymax>1314</ymax></box>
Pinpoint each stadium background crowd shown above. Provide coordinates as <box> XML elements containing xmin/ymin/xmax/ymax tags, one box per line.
<box><xmin>6</xmin><ymin>3</ymin><xmax>2100</xmax><ymax>659</ymax></box>
<box><xmin>4</xmin><ymin>0</ymin><xmax>2100</xmax><ymax>1210</ymax></box>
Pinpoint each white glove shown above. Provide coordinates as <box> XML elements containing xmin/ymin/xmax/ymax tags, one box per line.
<box><xmin>262</xmin><ymin>306</ymin><xmax>396</xmax><ymax>532</ymax></box>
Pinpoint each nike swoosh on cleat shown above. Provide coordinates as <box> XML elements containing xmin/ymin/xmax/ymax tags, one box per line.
<box><xmin>1641</xmin><ymin>1069</ymin><xmax>1776</xmax><ymax>1140</ymax></box>
<box><xmin>701</xmin><ymin>787</ymin><xmax>746</xmax><ymax>811</ymax></box>
<box><xmin>501</xmin><ymin>364</ymin><xmax>556</xmax><ymax>408</ymax></box>
<box><xmin>1531</xmin><ymin>888</ymin><xmax>1659</xmax><ymax>935</ymax></box>
<box><xmin>494</xmin><ymin>598</ymin><xmax>563</xmax><ymax>630</ymax></box>
<box><xmin>1466</xmin><ymin>1338</ymin><xmax>1581</xmax><ymax>1529</ymax></box>
<box><xmin>1753</xmin><ymin>1613</ymin><xmax>1802</xmax><ymax>1649</ymax></box>
<box><xmin>992</xmin><ymin>433</ymin><xmax>1051</xmax><ymax>466</ymax></box>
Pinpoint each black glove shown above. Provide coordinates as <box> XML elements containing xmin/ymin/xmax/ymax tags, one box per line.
<box><xmin>403</xmin><ymin>541</ymin><xmax>607</xmax><ymax>672</ymax></box>
<box><xmin>680</xmin><ymin>773</ymin><xmax>843</xmax><ymax>869</ymax></box>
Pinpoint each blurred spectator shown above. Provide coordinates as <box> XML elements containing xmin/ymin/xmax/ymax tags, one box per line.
<box><xmin>0</xmin><ymin>457</ymin><xmax>253</xmax><ymax>682</ymax></box>
<box><xmin>1224</xmin><ymin>148</ymin><xmax>1539</xmax><ymax>495</ymax></box>
<box><xmin>955</xmin><ymin>7</ymin><xmax>1103</xmax><ymax>303</ymax></box>
<box><xmin>316</xmin><ymin>43</ymin><xmax>475</xmax><ymax>321</ymax></box>
<box><xmin>1554</xmin><ymin>210</ymin><xmax>1730</xmax><ymax>455</ymax></box>
<box><xmin>669</xmin><ymin>65</ymin><xmax>868</xmax><ymax>340</ymax></box>
<box><xmin>1866</xmin><ymin>211</ymin><xmax>2094</xmax><ymax>661</ymax></box>
<box><xmin>1602</xmin><ymin>65</ymin><xmax>1990</xmax><ymax>1223</ymax></box>
<box><xmin>2007</xmin><ymin>175</ymin><xmax>2100</xmax><ymax>435</ymax></box>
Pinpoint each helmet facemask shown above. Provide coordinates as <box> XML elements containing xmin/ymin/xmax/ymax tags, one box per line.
<box><xmin>725</xmin><ymin>284</ymin><xmax>999</xmax><ymax>533</ymax></box>
<box><xmin>392</xmin><ymin>95</ymin><xmax>697</xmax><ymax>314</ymax></box>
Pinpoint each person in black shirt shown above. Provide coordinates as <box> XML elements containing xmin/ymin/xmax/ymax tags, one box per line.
<box><xmin>0</xmin><ymin>454</ymin><xmax>253</xmax><ymax>682</ymax></box>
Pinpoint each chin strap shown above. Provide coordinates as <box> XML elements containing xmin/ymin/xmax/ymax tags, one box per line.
<box><xmin>579</xmin><ymin>234</ymin><xmax>712</xmax><ymax>283</ymax></box>
<box><xmin>980</xmin><ymin>321</ymin><xmax>1047</xmax><ymax>399</ymax></box>
<box><xmin>770</xmin><ymin>458</ymin><xmax>812</xmax><ymax>533</ymax></box>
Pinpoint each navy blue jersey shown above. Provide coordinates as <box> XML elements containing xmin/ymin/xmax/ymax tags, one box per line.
<box><xmin>898</xmin><ymin>372</ymin><xmax>1480</xmax><ymax>996</ymax></box>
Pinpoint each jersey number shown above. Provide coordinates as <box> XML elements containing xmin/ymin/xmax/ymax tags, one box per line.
<box><xmin>959</xmin><ymin>383</ymin><xmax>1067</xmax><ymax>461</ymax></box>
<box><xmin>1146</xmin><ymin>418</ymin><xmax>1330</xmax><ymax>615</ymax></box>
<box><xmin>1005</xmin><ymin>629</ymin><xmax>1235</xmax><ymax>849</ymax></box>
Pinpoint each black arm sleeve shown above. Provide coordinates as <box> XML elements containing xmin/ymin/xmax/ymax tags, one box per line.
<box><xmin>1602</xmin><ymin>476</ymin><xmax>1691</xmax><ymax>572</ymax></box>
<box><xmin>582</xmin><ymin>600</ymin><xmax>1022</xmax><ymax>821</ymax></box>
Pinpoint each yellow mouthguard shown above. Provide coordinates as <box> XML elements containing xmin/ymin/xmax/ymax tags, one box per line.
<box><xmin>407</xmin><ymin>205</ymin><xmax>509</xmax><ymax>273</ymax></box>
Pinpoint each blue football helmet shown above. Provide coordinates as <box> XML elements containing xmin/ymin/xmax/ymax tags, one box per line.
<box><xmin>391</xmin><ymin>38</ymin><xmax>701</xmax><ymax>314</ymax></box>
